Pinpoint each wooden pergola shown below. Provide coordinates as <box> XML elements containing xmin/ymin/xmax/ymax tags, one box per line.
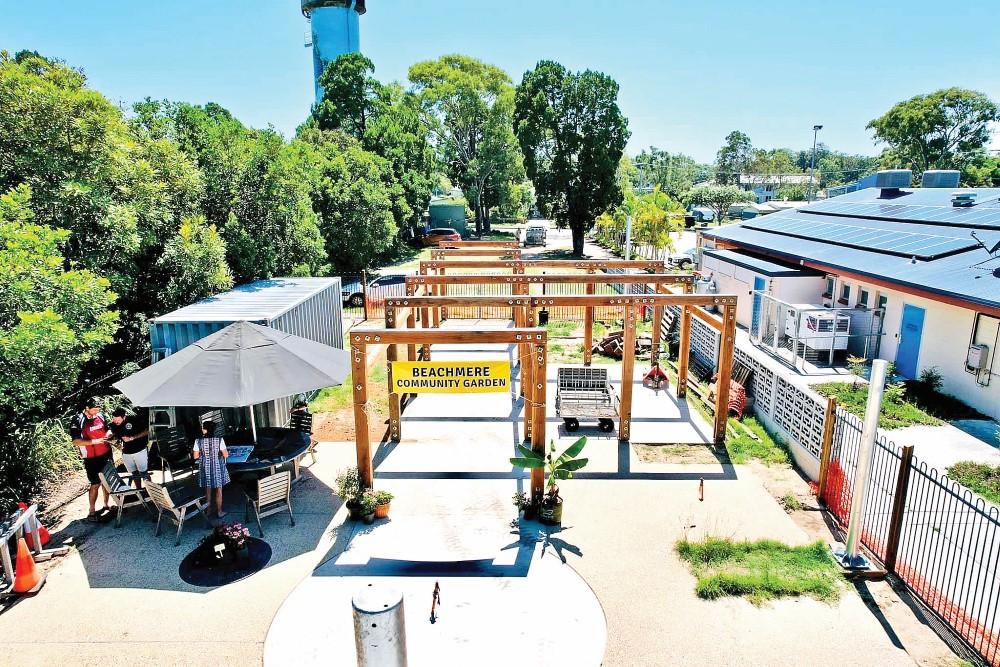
<box><xmin>419</xmin><ymin>258</ymin><xmax>673</xmax><ymax>275</ymax></box>
<box><xmin>430</xmin><ymin>247</ymin><xmax>522</xmax><ymax>260</ymax></box>
<box><xmin>382</xmin><ymin>292</ymin><xmax>737</xmax><ymax>444</ymax></box>
<box><xmin>350</xmin><ymin>327</ymin><xmax>548</xmax><ymax>494</ymax></box>
<box><xmin>437</xmin><ymin>240</ymin><xmax>521</xmax><ymax>249</ymax></box>
<box><xmin>404</xmin><ymin>272</ymin><xmax>695</xmax><ymax>365</ymax></box>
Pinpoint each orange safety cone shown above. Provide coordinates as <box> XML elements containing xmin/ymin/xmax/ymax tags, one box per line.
<box><xmin>13</xmin><ymin>538</ymin><xmax>45</xmax><ymax>594</ymax></box>
<box><xmin>18</xmin><ymin>502</ymin><xmax>50</xmax><ymax>550</ymax></box>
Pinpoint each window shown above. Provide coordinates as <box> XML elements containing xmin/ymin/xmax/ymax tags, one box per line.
<box><xmin>824</xmin><ymin>276</ymin><xmax>835</xmax><ymax>298</ymax></box>
<box><xmin>839</xmin><ymin>283</ymin><xmax>851</xmax><ymax>305</ymax></box>
<box><xmin>877</xmin><ymin>293</ymin><xmax>888</xmax><ymax>311</ymax></box>
<box><xmin>859</xmin><ymin>288</ymin><xmax>870</xmax><ymax>308</ymax></box>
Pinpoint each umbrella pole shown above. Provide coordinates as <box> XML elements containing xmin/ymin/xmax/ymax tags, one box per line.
<box><xmin>249</xmin><ymin>406</ymin><xmax>257</xmax><ymax>443</ymax></box>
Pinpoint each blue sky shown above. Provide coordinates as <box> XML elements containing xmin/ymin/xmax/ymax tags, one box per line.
<box><xmin>3</xmin><ymin>0</ymin><xmax>999</xmax><ymax>163</ymax></box>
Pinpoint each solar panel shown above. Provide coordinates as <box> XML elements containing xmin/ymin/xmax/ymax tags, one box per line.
<box><xmin>743</xmin><ymin>216</ymin><xmax>979</xmax><ymax>260</ymax></box>
<box><xmin>808</xmin><ymin>199</ymin><xmax>1000</xmax><ymax>229</ymax></box>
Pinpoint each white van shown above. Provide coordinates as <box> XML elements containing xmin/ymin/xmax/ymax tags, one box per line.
<box><xmin>523</xmin><ymin>221</ymin><xmax>548</xmax><ymax>246</ymax></box>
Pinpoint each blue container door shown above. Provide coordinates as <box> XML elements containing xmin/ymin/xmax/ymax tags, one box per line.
<box><xmin>896</xmin><ymin>304</ymin><xmax>925</xmax><ymax>379</ymax></box>
<box><xmin>750</xmin><ymin>276</ymin><xmax>766</xmax><ymax>336</ymax></box>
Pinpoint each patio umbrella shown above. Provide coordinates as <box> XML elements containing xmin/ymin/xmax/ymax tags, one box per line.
<box><xmin>113</xmin><ymin>320</ymin><xmax>351</xmax><ymax>439</ymax></box>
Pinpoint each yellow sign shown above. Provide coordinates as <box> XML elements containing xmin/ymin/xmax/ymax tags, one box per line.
<box><xmin>391</xmin><ymin>361</ymin><xmax>511</xmax><ymax>393</ymax></box>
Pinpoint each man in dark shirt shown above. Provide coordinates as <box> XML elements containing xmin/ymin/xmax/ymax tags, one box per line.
<box><xmin>70</xmin><ymin>397</ymin><xmax>112</xmax><ymax>522</ymax></box>
<box><xmin>107</xmin><ymin>408</ymin><xmax>150</xmax><ymax>487</ymax></box>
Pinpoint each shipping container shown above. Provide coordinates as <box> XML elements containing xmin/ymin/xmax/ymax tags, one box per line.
<box><xmin>148</xmin><ymin>277</ymin><xmax>343</xmax><ymax>435</ymax></box>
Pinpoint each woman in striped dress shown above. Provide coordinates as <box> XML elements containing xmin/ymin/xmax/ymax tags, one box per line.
<box><xmin>193</xmin><ymin>421</ymin><xmax>229</xmax><ymax>518</ymax></box>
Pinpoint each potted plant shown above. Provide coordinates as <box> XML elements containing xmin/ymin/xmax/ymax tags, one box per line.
<box><xmin>510</xmin><ymin>436</ymin><xmax>588</xmax><ymax>525</ymax></box>
<box><xmin>373</xmin><ymin>489</ymin><xmax>394</xmax><ymax>518</ymax></box>
<box><xmin>335</xmin><ymin>466</ymin><xmax>364</xmax><ymax>520</ymax></box>
<box><xmin>359</xmin><ymin>489</ymin><xmax>378</xmax><ymax>524</ymax></box>
<box><xmin>219</xmin><ymin>522</ymin><xmax>252</xmax><ymax>566</ymax></box>
<box><xmin>195</xmin><ymin>522</ymin><xmax>251</xmax><ymax>568</ymax></box>
<box><xmin>512</xmin><ymin>491</ymin><xmax>535</xmax><ymax>520</ymax></box>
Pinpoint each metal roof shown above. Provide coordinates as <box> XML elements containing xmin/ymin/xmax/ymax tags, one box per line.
<box><xmin>703</xmin><ymin>187</ymin><xmax>1000</xmax><ymax>311</ymax></box>
<box><xmin>703</xmin><ymin>249</ymin><xmax>822</xmax><ymax>278</ymax></box>
<box><xmin>153</xmin><ymin>278</ymin><xmax>341</xmax><ymax>323</ymax></box>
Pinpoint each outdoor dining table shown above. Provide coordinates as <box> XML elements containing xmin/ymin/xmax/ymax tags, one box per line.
<box><xmin>225</xmin><ymin>427</ymin><xmax>311</xmax><ymax>482</ymax></box>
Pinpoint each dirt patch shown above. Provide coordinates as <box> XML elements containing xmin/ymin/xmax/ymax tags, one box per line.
<box><xmin>633</xmin><ymin>443</ymin><xmax>730</xmax><ymax>465</ymax></box>
<box><xmin>312</xmin><ymin>344</ymin><xmax>391</xmax><ymax>444</ymax></box>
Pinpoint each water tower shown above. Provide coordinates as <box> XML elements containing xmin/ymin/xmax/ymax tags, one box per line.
<box><xmin>302</xmin><ymin>0</ymin><xmax>367</xmax><ymax>104</ymax></box>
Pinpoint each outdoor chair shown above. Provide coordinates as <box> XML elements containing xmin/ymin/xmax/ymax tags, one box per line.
<box><xmin>288</xmin><ymin>410</ymin><xmax>317</xmax><ymax>466</ymax></box>
<box><xmin>145</xmin><ymin>481</ymin><xmax>207</xmax><ymax>546</ymax></box>
<box><xmin>243</xmin><ymin>471</ymin><xmax>295</xmax><ymax>537</ymax></box>
<box><xmin>98</xmin><ymin>461</ymin><xmax>150</xmax><ymax>528</ymax></box>
<box><xmin>155</xmin><ymin>427</ymin><xmax>195</xmax><ymax>486</ymax></box>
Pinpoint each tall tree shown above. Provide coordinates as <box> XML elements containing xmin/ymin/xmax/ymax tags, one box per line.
<box><xmin>514</xmin><ymin>60</ymin><xmax>630</xmax><ymax>255</ymax></box>
<box><xmin>683</xmin><ymin>185</ymin><xmax>755</xmax><ymax>222</ymax></box>
<box><xmin>867</xmin><ymin>88</ymin><xmax>999</xmax><ymax>175</ymax></box>
<box><xmin>157</xmin><ymin>216</ymin><xmax>233</xmax><ymax>311</ymax></box>
<box><xmin>633</xmin><ymin>147</ymin><xmax>713</xmax><ymax>198</ymax></box>
<box><xmin>715</xmin><ymin>131</ymin><xmax>754</xmax><ymax>185</ymax></box>
<box><xmin>410</xmin><ymin>55</ymin><xmax>518</xmax><ymax>236</ymax></box>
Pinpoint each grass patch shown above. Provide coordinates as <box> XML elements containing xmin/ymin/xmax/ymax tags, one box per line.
<box><xmin>781</xmin><ymin>492</ymin><xmax>802</xmax><ymax>512</ymax></box>
<box><xmin>311</xmin><ymin>364</ymin><xmax>388</xmax><ymax>414</ymax></box>
<box><xmin>675</xmin><ymin>537</ymin><xmax>843</xmax><ymax>605</ymax></box>
<box><xmin>727</xmin><ymin>417</ymin><xmax>790</xmax><ymax>466</ymax></box>
<box><xmin>947</xmin><ymin>461</ymin><xmax>1000</xmax><ymax>506</ymax></box>
<box><xmin>545</xmin><ymin>319</ymin><xmax>578</xmax><ymax>337</ymax></box>
<box><xmin>813</xmin><ymin>382</ymin><xmax>940</xmax><ymax>429</ymax></box>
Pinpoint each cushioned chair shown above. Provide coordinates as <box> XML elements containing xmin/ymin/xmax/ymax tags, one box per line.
<box><xmin>145</xmin><ymin>481</ymin><xmax>207</xmax><ymax>546</ymax></box>
<box><xmin>243</xmin><ymin>471</ymin><xmax>295</xmax><ymax>537</ymax></box>
<box><xmin>98</xmin><ymin>461</ymin><xmax>149</xmax><ymax>528</ymax></box>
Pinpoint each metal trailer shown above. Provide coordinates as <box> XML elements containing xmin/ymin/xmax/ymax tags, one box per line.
<box><xmin>148</xmin><ymin>277</ymin><xmax>344</xmax><ymax>435</ymax></box>
<box><xmin>555</xmin><ymin>367</ymin><xmax>620</xmax><ymax>432</ymax></box>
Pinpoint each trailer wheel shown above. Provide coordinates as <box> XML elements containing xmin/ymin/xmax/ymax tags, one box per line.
<box><xmin>564</xmin><ymin>418</ymin><xmax>579</xmax><ymax>432</ymax></box>
<box><xmin>599</xmin><ymin>419</ymin><xmax>614</xmax><ymax>432</ymax></box>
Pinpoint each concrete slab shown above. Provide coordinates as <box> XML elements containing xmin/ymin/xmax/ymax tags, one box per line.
<box><xmin>889</xmin><ymin>422</ymin><xmax>1000</xmax><ymax>471</ymax></box>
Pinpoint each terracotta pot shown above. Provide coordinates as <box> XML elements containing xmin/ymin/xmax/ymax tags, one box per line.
<box><xmin>374</xmin><ymin>502</ymin><xmax>391</xmax><ymax>519</ymax></box>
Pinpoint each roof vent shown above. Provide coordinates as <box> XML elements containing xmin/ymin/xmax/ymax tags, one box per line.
<box><xmin>922</xmin><ymin>170</ymin><xmax>961</xmax><ymax>189</ymax></box>
<box><xmin>875</xmin><ymin>169</ymin><xmax>912</xmax><ymax>197</ymax></box>
<box><xmin>952</xmin><ymin>191</ymin><xmax>977</xmax><ymax>207</ymax></box>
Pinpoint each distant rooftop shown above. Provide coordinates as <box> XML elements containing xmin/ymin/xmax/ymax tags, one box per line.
<box><xmin>154</xmin><ymin>277</ymin><xmax>340</xmax><ymax>323</ymax></box>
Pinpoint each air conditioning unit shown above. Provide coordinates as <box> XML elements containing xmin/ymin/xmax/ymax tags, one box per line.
<box><xmin>785</xmin><ymin>308</ymin><xmax>851</xmax><ymax>352</ymax></box>
<box><xmin>922</xmin><ymin>170</ymin><xmax>960</xmax><ymax>189</ymax></box>
<box><xmin>967</xmin><ymin>344</ymin><xmax>989</xmax><ymax>370</ymax></box>
<box><xmin>875</xmin><ymin>170</ymin><xmax>913</xmax><ymax>189</ymax></box>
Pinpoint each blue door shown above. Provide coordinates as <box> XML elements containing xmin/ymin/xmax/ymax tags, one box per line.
<box><xmin>896</xmin><ymin>304</ymin><xmax>925</xmax><ymax>379</ymax></box>
<box><xmin>751</xmin><ymin>276</ymin><xmax>766</xmax><ymax>336</ymax></box>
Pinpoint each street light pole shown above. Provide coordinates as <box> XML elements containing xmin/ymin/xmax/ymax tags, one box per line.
<box><xmin>808</xmin><ymin>125</ymin><xmax>823</xmax><ymax>203</ymax></box>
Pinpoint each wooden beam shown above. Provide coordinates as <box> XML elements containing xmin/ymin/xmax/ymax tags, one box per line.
<box><xmin>351</xmin><ymin>342</ymin><xmax>373</xmax><ymax>489</ymax></box>
<box><xmin>677</xmin><ymin>305</ymin><xmax>691</xmax><ymax>399</ymax></box>
<box><xmin>431</xmin><ymin>248</ymin><xmax>522</xmax><ymax>259</ymax></box>
<box><xmin>713</xmin><ymin>304</ymin><xmax>737</xmax><ymax>444</ymax></box>
<box><xmin>584</xmin><ymin>280</ymin><xmax>595</xmax><ymax>366</ymax></box>
<box><xmin>884</xmin><ymin>445</ymin><xmax>915</xmax><ymax>574</ymax></box>
<box><xmin>651</xmin><ymin>304</ymin><xmax>663</xmax><ymax>366</ymax></box>
<box><xmin>407</xmin><ymin>273</ymin><xmax>694</xmax><ymax>286</ymax></box>
<box><xmin>388</xmin><ymin>392</ymin><xmax>401</xmax><ymax>442</ymax></box>
<box><xmin>438</xmin><ymin>240</ymin><xmax>520</xmax><ymax>248</ymax></box>
<box><xmin>385</xmin><ymin>294</ymin><xmax>738</xmax><ymax>309</ymax></box>
<box><xmin>817</xmin><ymin>395</ymin><xmax>839</xmax><ymax>501</ymax></box>
<box><xmin>689</xmin><ymin>303</ymin><xmax>725</xmax><ymax>330</ymax></box>
<box><xmin>349</xmin><ymin>328</ymin><xmax>547</xmax><ymax>345</ymax></box>
<box><xmin>530</xmin><ymin>340</ymin><xmax>547</xmax><ymax>501</ymax></box>
<box><xmin>419</xmin><ymin>259</ymin><xmax>673</xmax><ymax>273</ymax></box>
<box><xmin>619</xmin><ymin>303</ymin><xmax>636</xmax><ymax>441</ymax></box>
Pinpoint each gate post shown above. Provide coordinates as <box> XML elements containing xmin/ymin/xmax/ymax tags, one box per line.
<box><xmin>884</xmin><ymin>445</ymin><xmax>914</xmax><ymax>573</ymax></box>
<box><xmin>362</xmin><ymin>270</ymin><xmax>369</xmax><ymax>321</ymax></box>
<box><xmin>817</xmin><ymin>395</ymin><xmax>838</xmax><ymax>502</ymax></box>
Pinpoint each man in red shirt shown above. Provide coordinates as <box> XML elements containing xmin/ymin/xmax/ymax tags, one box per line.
<box><xmin>70</xmin><ymin>397</ymin><xmax>112</xmax><ymax>522</ymax></box>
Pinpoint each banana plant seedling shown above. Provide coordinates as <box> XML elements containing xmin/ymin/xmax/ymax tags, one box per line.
<box><xmin>510</xmin><ymin>436</ymin><xmax>588</xmax><ymax>501</ymax></box>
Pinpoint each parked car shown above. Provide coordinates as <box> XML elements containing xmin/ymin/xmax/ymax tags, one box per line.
<box><xmin>422</xmin><ymin>227</ymin><xmax>461</xmax><ymax>247</ymax></box>
<box><xmin>523</xmin><ymin>222</ymin><xmax>547</xmax><ymax>246</ymax></box>
<box><xmin>690</xmin><ymin>207</ymin><xmax>715</xmax><ymax>223</ymax></box>
<box><xmin>341</xmin><ymin>273</ymin><xmax>410</xmax><ymax>307</ymax></box>
<box><xmin>667</xmin><ymin>247</ymin><xmax>698</xmax><ymax>270</ymax></box>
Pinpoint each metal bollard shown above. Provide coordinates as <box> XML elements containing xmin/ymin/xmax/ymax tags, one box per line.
<box><xmin>353</xmin><ymin>583</ymin><xmax>407</xmax><ymax>667</ymax></box>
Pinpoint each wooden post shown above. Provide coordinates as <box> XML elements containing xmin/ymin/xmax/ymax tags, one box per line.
<box><xmin>524</xmin><ymin>308</ymin><xmax>537</xmax><ymax>439</ymax></box>
<box><xmin>677</xmin><ymin>305</ymin><xmax>691</xmax><ymax>399</ymax></box>
<box><xmin>361</xmin><ymin>269</ymin><xmax>369</xmax><ymax>321</ymax></box>
<box><xmin>530</xmin><ymin>340</ymin><xmax>547</xmax><ymax>501</ymax></box>
<box><xmin>440</xmin><ymin>268</ymin><xmax>448</xmax><ymax>321</ymax></box>
<box><xmin>619</xmin><ymin>304</ymin><xmax>636</xmax><ymax>441</ymax></box>
<box><xmin>385</xmin><ymin>307</ymin><xmax>400</xmax><ymax>437</ymax></box>
<box><xmin>713</xmin><ymin>303</ymin><xmax>737</xmax><ymax>444</ymax></box>
<box><xmin>584</xmin><ymin>277</ymin><xmax>596</xmax><ymax>366</ymax></box>
<box><xmin>651</xmin><ymin>304</ymin><xmax>663</xmax><ymax>366</ymax></box>
<box><xmin>389</xmin><ymin>392</ymin><xmax>401</xmax><ymax>442</ymax></box>
<box><xmin>817</xmin><ymin>395</ymin><xmax>839</xmax><ymax>501</ymax></box>
<box><xmin>884</xmin><ymin>445</ymin><xmax>915</xmax><ymax>574</ymax></box>
<box><xmin>351</xmin><ymin>340</ymin><xmax>373</xmax><ymax>489</ymax></box>
<box><xmin>406</xmin><ymin>308</ymin><xmax>417</xmax><ymax>362</ymax></box>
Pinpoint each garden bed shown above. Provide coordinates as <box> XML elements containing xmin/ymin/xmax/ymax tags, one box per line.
<box><xmin>812</xmin><ymin>382</ymin><xmax>940</xmax><ymax>430</ymax></box>
<box><xmin>946</xmin><ymin>461</ymin><xmax>1000</xmax><ymax>506</ymax></box>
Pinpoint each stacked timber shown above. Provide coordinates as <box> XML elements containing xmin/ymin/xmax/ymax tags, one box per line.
<box><xmin>593</xmin><ymin>331</ymin><xmax>653</xmax><ymax>360</ymax></box>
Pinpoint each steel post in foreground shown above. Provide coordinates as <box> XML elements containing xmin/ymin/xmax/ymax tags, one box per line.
<box><xmin>353</xmin><ymin>584</ymin><xmax>407</xmax><ymax>666</ymax></box>
<box><xmin>839</xmin><ymin>359</ymin><xmax>888</xmax><ymax>569</ymax></box>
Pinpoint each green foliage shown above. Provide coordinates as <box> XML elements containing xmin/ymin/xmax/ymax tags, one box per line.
<box><xmin>510</xmin><ymin>437</ymin><xmax>589</xmax><ymax>498</ymax></box>
<box><xmin>918</xmin><ymin>366</ymin><xmax>943</xmax><ymax>393</ymax></box>
<box><xmin>714</xmin><ymin>131</ymin><xmax>754</xmax><ymax>185</ymax></box>
<box><xmin>595</xmin><ymin>185</ymin><xmax>685</xmax><ymax>260</ymax></box>
<box><xmin>675</xmin><ymin>538</ymin><xmax>843</xmax><ymax>605</ymax></box>
<box><xmin>782</xmin><ymin>493</ymin><xmax>802</xmax><ymax>512</ymax></box>
<box><xmin>334</xmin><ymin>466</ymin><xmax>362</xmax><ymax>503</ymax></box>
<box><xmin>867</xmin><ymin>88</ymin><xmax>999</xmax><ymax>177</ymax></box>
<box><xmin>726</xmin><ymin>417</ymin><xmax>790</xmax><ymax>466</ymax></box>
<box><xmin>813</xmin><ymin>382</ymin><xmax>940</xmax><ymax>429</ymax></box>
<box><xmin>682</xmin><ymin>185</ymin><xmax>755</xmax><ymax>221</ymax></box>
<box><xmin>775</xmin><ymin>184</ymin><xmax>807</xmax><ymax>201</ymax></box>
<box><xmin>157</xmin><ymin>216</ymin><xmax>232</xmax><ymax>310</ymax></box>
<box><xmin>410</xmin><ymin>55</ymin><xmax>520</xmax><ymax>236</ymax></box>
<box><xmin>632</xmin><ymin>147</ymin><xmax>713</xmax><ymax>198</ymax></box>
<box><xmin>947</xmin><ymin>461</ymin><xmax>1000</xmax><ymax>506</ymax></box>
<box><xmin>514</xmin><ymin>61</ymin><xmax>630</xmax><ymax>254</ymax></box>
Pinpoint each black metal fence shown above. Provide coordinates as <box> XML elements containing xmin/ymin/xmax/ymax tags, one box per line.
<box><xmin>823</xmin><ymin>409</ymin><xmax>1000</xmax><ymax>665</ymax></box>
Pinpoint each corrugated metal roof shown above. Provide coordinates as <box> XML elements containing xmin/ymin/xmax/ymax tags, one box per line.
<box><xmin>154</xmin><ymin>277</ymin><xmax>341</xmax><ymax>323</ymax></box>
<box><xmin>703</xmin><ymin>187</ymin><xmax>1000</xmax><ymax>310</ymax></box>
<box><xmin>703</xmin><ymin>249</ymin><xmax>821</xmax><ymax>278</ymax></box>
